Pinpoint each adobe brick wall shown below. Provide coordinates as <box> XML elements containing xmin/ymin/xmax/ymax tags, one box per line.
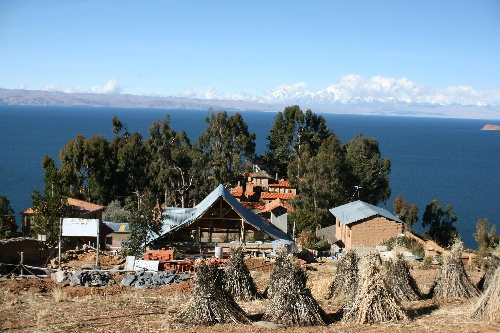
<box><xmin>0</xmin><ymin>238</ymin><xmax>51</xmax><ymax>265</ymax></box>
<box><xmin>350</xmin><ymin>216</ymin><xmax>403</xmax><ymax>248</ymax></box>
<box><xmin>336</xmin><ymin>216</ymin><xmax>403</xmax><ymax>250</ymax></box>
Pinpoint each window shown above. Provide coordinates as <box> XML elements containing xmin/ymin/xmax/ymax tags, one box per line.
<box><xmin>106</xmin><ymin>236</ymin><xmax>113</xmax><ymax>245</ymax></box>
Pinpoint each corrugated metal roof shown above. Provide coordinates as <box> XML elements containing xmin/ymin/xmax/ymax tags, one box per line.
<box><xmin>329</xmin><ymin>200</ymin><xmax>403</xmax><ymax>225</ymax></box>
<box><xmin>103</xmin><ymin>221</ymin><xmax>130</xmax><ymax>232</ymax></box>
<box><xmin>152</xmin><ymin>184</ymin><xmax>294</xmax><ymax>243</ymax></box>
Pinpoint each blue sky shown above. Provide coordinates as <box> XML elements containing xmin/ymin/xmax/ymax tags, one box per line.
<box><xmin>1</xmin><ymin>1</ymin><xmax>499</xmax><ymax>110</ymax></box>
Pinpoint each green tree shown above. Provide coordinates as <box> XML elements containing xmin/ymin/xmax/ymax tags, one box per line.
<box><xmin>406</xmin><ymin>204</ymin><xmax>419</xmax><ymax>232</ymax></box>
<box><xmin>0</xmin><ymin>195</ymin><xmax>15</xmax><ymax>239</ymax></box>
<box><xmin>84</xmin><ymin>135</ymin><xmax>117</xmax><ymax>204</ymax></box>
<box><xmin>31</xmin><ymin>156</ymin><xmax>68</xmax><ymax>246</ymax></box>
<box><xmin>198</xmin><ymin>111</ymin><xmax>256</xmax><ymax>187</ymax></box>
<box><xmin>474</xmin><ymin>218</ymin><xmax>498</xmax><ymax>251</ymax></box>
<box><xmin>124</xmin><ymin>190</ymin><xmax>163</xmax><ymax>256</ymax></box>
<box><xmin>422</xmin><ymin>199</ymin><xmax>458</xmax><ymax>247</ymax></box>
<box><xmin>264</xmin><ymin>106</ymin><xmax>332</xmax><ymax>181</ymax></box>
<box><xmin>296</xmin><ymin>135</ymin><xmax>349</xmax><ymax>211</ymax></box>
<box><xmin>393</xmin><ymin>194</ymin><xmax>419</xmax><ymax>231</ymax></box>
<box><xmin>102</xmin><ymin>200</ymin><xmax>131</xmax><ymax>223</ymax></box>
<box><xmin>344</xmin><ymin>133</ymin><xmax>391</xmax><ymax>205</ymax></box>
<box><xmin>147</xmin><ymin>116</ymin><xmax>209</xmax><ymax>208</ymax></box>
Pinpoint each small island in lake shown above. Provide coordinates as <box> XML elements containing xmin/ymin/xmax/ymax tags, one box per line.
<box><xmin>481</xmin><ymin>124</ymin><xmax>500</xmax><ymax>130</ymax></box>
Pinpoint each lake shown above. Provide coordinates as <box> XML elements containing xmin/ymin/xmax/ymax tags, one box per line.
<box><xmin>1</xmin><ymin>105</ymin><xmax>498</xmax><ymax>248</ymax></box>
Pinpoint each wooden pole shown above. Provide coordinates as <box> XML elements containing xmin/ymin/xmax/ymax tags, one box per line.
<box><xmin>96</xmin><ymin>220</ymin><xmax>99</xmax><ymax>267</ymax></box>
<box><xmin>20</xmin><ymin>252</ymin><xmax>24</xmax><ymax>276</ymax></box>
<box><xmin>58</xmin><ymin>218</ymin><xmax>62</xmax><ymax>270</ymax></box>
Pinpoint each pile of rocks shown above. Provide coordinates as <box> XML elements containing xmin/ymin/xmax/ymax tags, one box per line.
<box><xmin>68</xmin><ymin>270</ymin><xmax>115</xmax><ymax>287</ymax></box>
<box><xmin>120</xmin><ymin>270</ymin><xmax>191</xmax><ymax>289</ymax></box>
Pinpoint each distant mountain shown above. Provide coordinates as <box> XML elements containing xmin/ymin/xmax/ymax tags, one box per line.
<box><xmin>1</xmin><ymin>88</ymin><xmax>499</xmax><ymax>119</ymax></box>
<box><xmin>0</xmin><ymin>88</ymin><xmax>283</xmax><ymax>112</ymax></box>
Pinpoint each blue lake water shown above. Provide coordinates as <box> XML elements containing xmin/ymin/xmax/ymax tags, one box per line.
<box><xmin>1</xmin><ymin>105</ymin><xmax>499</xmax><ymax>248</ymax></box>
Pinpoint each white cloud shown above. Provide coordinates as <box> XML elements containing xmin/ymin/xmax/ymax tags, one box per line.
<box><xmin>259</xmin><ymin>75</ymin><xmax>500</xmax><ymax>107</ymax></box>
<box><xmin>40</xmin><ymin>79</ymin><xmax>121</xmax><ymax>94</ymax></box>
<box><xmin>90</xmin><ymin>79</ymin><xmax>121</xmax><ymax>94</ymax></box>
<box><xmin>179</xmin><ymin>86</ymin><xmax>259</xmax><ymax>102</ymax></box>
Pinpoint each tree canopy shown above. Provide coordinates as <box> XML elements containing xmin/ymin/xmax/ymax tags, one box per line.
<box><xmin>422</xmin><ymin>199</ymin><xmax>458</xmax><ymax>247</ymax></box>
<box><xmin>0</xmin><ymin>195</ymin><xmax>15</xmax><ymax>239</ymax></box>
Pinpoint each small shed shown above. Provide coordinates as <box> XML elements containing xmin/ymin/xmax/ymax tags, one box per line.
<box><xmin>330</xmin><ymin>200</ymin><xmax>403</xmax><ymax>250</ymax></box>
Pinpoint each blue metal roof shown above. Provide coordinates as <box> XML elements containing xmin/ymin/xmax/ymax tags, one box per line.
<box><xmin>103</xmin><ymin>221</ymin><xmax>130</xmax><ymax>232</ymax></box>
<box><xmin>152</xmin><ymin>184</ymin><xmax>294</xmax><ymax>243</ymax></box>
<box><xmin>329</xmin><ymin>200</ymin><xmax>403</xmax><ymax>225</ymax></box>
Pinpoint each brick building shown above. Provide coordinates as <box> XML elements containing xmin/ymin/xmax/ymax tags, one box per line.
<box><xmin>330</xmin><ymin>200</ymin><xmax>403</xmax><ymax>250</ymax></box>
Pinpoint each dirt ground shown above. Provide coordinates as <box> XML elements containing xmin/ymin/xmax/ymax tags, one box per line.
<box><xmin>0</xmin><ymin>257</ymin><xmax>498</xmax><ymax>333</ymax></box>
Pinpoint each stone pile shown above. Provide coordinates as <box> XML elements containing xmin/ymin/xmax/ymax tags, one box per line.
<box><xmin>120</xmin><ymin>270</ymin><xmax>192</xmax><ymax>289</ymax></box>
<box><xmin>68</xmin><ymin>270</ymin><xmax>115</xmax><ymax>287</ymax></box>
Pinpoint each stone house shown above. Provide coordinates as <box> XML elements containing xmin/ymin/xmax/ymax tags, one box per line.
<box><xmin>330</xmin><ymin>200</ymin><xmax>403</xmax><ymax>250</ymax></box>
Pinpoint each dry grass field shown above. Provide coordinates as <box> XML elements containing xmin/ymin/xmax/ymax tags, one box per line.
<box><xmin>0</xmin><ymin>257</ymin><xmax>498</xmax><ymax>333</ymax></box>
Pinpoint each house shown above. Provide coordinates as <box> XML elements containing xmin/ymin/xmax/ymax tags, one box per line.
<box><xmin>103</xmin><ymin>221</ymin><xmax>130</xmax><ymax>251</ymax></box>
<box><xmin>258</xmin><ymin>198</ymin><xmax>294</xmax><ymax>234</ymax></box>
<box><xmin>21</xmin><ymin>198</ymin><xmax>105</xmax><ymax>237</ymax></box>
<box><xmin>330</xmin><ymin>200</ymin><xmax>403</xmax><ymax>250</ymax></box>
<box><xmin>149</xmin><ymin>184</ymin><xmax>295</xmax><ymax>254</ymax></box>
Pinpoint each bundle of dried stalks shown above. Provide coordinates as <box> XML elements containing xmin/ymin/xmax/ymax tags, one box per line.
<box><xmin>479</xmin><ymin>255</ymin><xmax>499</xmax><ymax>291</ymax></box>
<box><xmin>223</xmin><ymin>246</ymin><xmax>261</xmax><ymax>301</ymax></box>
<box><xmin>470</xmin><ymin>266</ymin><xmax>500</xmax><ymax>323</ymax></box>
<box><xmin>325</xmin><ymin>249</ymin><xmax>359</xmax><ymax>301</ymax></box>
<box><xmin>262</xmin><ymin>252</ymin><xmax>329</xmax><ymax>326</ymax></box>
<box><xmin>181</xmin><ymin>260</ymin><xmax>250</xmax><ymax>326</ymax></box>
<box><xmin>433</xmin><ymin>239</ymin><xmax>479</xmax><ymax>299</ymax></box>
<box><xmin>342</xmin><ymin>253</ymin><xmax>408</xmax><ymax>324</ymax></box>
<box><xmin>265</xmin><ymin>247</ymin><xmax>293</xmax><ymax>298</ymax></box>
<box><xmin>384</xmin><ymin>252</ymin><xmax>422</xmax><ymax>302</ymax></box>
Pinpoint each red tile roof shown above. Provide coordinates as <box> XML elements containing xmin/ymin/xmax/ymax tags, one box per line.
<box><xmin>230</xmin><ymin>187</ymin><xmax>243</xmax><ymax>197</ymax></box>
<box><xmin>67</xmin><ymin>198</ymin><xmax>104</xmax><ymax>213</ymax></box>
<box><xmin>240</xmin><ymin>202</ymin><xmax>265</xmax><ymax>210</ymax></box>
<box><xmin>269</xmin><ymin>180</ymin><xmax>293</xmax><ymax>188</ymax></box>
<box><xmin>259</xmin><ymin>198</ymin><xmax>294</xmax><ymax>213</ymax></box>
<box><xmin>260</xmin><ymin>192</ymin><xmax>296</xmax><ymax>200</ymax></box>
<box><xmin>23</xmin><ymin>198</ymin><xmax>104</xmax><ymax>215</ymax></box>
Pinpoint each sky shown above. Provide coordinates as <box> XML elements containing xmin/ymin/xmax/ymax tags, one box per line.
<box><xmin>1</xmin><ymin>0</ymin><xmax>500</xmax><ymax>111</ymax></box>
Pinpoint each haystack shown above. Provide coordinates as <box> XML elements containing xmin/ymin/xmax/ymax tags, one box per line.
<box><xmin>264</xmin><ymin>247</ymin><xmax>293</xmax><ymax>298</ymax></box>
<box><xmin>181</xmin><ymin>260</ymin><xmax>250</xmax><ymax>325</ymax></box>
<box><xmin>223</xmin><ymin>246</ymin><xmax>261</xmax><ymax>301</ymax></box>
<box><xmin>342</xmin><ymin>253</ymin><xmax>408</xmax><ymax>324</ymax></box>
<box><xmin>262</xmin><ymin>250</ymin><xmax>329</xmax><ymax>326</ymax></box>
<box><xmin>478</xmin><ymin>255</ymin><xmax>499</xmax><ymax>291</ymax></box>
<box><xmin>325</xmin><ymin>249</ymin><xmax>359</xmax><ymax>302</ymax></box>
<box><xmin>470</xmin><ymin>266</ymin><xmax>500</xmax><ymax>323</ymax></box>
<box><xmin>433</xmin><ymin>238</ymin><xmax>479</xmax><ymax>299</ymax></box>
<box><xmin>384</xmin><ymin>252</ymin><xmax>422</xmax><ymax>302</ymax></box>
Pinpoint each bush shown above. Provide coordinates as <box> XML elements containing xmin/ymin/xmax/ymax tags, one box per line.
<box><xmin>380</xmin><ymin>236</ymin><xmax>425</xmax><ymax>257</ymax></box>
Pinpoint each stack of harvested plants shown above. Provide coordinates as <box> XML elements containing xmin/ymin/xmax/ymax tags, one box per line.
<box><xmin>470</xmin><ymin>266</ymin><xmax>500</xmax><ymax>323</ymax></box>
<box><xmin>384</xmin><ymin>252</ymin><xmax>422</xmax><ymax>302</ymax></box>
<box><xmin>180</xmin><ymin>260</ymin><xmax>250</xmax><ymax>325</ymax></box>
<box><xmin>325</xmin><ymin>249</ymin><xmax>359</xmax><ymax>302</ymax></box>
<box><xmin>433</xmin><ymin>238</ymin><xmax>479</xmax><ymax>299</ymax></box>
<box><xmin>223</xmin><ymin>245</ymin><xmax>261</xmax><ymax>301</ymax></box>
<box><xmin>342</xmin><ymin>253</ymin><xmax>408</xmax><ymax>324</ymax></box>
<box><xmin>264</xmin><ymin>247</ymin><xmax>293</xmax><ymax>298</ymax></box>
<box><xmin>262</xmin><ymin>249</ymin><xmax>329</xmax><ymax>326</ymax></box>
<box><xmin>477</xmin><ymin>255</ymin><xmax>499</xmax><ymax>291</ymax></box>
